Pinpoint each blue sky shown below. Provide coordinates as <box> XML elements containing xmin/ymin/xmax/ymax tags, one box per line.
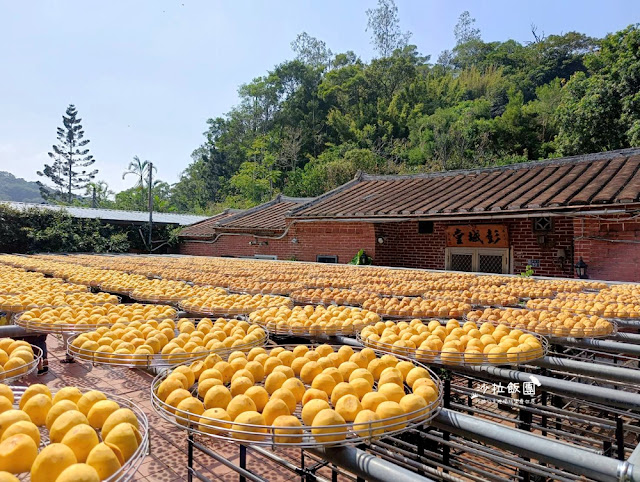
<box><xmin>0</xmin><ymin>0</ymin><xmax>638</xmax><ymax>194</ymax></box>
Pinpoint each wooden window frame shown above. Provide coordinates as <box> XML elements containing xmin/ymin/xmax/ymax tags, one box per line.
<box><xmin>445</xmin><ymin>247</ymin><xmax>510</xmax><ymax>274</ymax></box>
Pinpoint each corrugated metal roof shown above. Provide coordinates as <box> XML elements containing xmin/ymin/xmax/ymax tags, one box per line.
<box><xmin>179</xmin><ymin>209</ymin><xmax>244</xmax><ymax>238</ymax></box>
<box><xmin>291</xmin><ymin>148</ymin><xmax>640</xmax><ymax>220</ymax></box>
<box><xmin>2</xmin><ymin>202</ymin><xmax>208</xmax><ymax>225</ymax></box>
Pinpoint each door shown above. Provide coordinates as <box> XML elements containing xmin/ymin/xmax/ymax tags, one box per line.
<box><xmin>446</xmin><ymin>247</ymin><xmax>509</xmax><ymax>274</ymax></box>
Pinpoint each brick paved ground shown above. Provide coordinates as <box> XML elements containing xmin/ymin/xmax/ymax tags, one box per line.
<box><xmin>16</xmin><ymin>336</ymin><xmax>302</xmax><ymax>482</ymax></box>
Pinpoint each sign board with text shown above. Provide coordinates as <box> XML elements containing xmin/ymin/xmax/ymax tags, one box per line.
<box><xmin>445</xmin><ymin>224</ymin><xmax>509</xmax><ymax>248</ymax></box>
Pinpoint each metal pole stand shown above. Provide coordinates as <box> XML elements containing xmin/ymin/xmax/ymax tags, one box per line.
<box><xmin>61</xmin><ymin>333</ymin><xmax>75</xmax><ymax>363</ymax></box>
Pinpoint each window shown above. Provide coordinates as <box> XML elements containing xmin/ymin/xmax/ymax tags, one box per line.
<box><xmin>253</xmin><ymin>255</ymin><xmax>277</xmax><ymax>260</ymax></box>
<box><xmin>418</xmin><ymin>221</ymin><xmax>434</xmax><ymax>234</ymax></box>
<box><xmin>317</xmin><ymin>255</ymin><xmax>338</xmax><ymax>263</ymax></box>
<box><xmin>532</xmin><ymin>217</ymin><xmax>552</xmax><ymax>233</ymax></box>
<box><xmin>446</xmin><ymin>247</ymin><xmax>509</xmax><ymax>274</ymax></box>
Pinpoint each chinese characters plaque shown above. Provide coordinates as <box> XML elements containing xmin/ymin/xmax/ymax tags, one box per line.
<box><xmin>445</xmin><ymin>225</ymin><xmax>509</xmax><ymax>248</ymax></box>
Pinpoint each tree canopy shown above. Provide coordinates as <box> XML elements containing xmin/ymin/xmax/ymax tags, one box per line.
<box><xmin>174</xmin><ymin>13</ymin><xmax>638</xmax><ymax>212</ymax></box>
<box><xmin>38</xmin><ymin>104</ymin><xmax>98</xmax><ymax>203</ymax></box>
<box><xmin>31</xmin><ymin>3</ymin><xmax>640</xmax><ymax>216</ymax></box>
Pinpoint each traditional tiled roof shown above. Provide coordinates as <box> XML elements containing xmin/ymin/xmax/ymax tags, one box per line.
<box><xmin>180</xmin><ymin>195</ymin><xmax>313</xmax><ymax>237</ymax></box>
<box><xmin>178</xmin><ymin>209</ymin><xmax>244</xmax><ymax>238</ymax></box>
<box><xmin>290</xmin><ymin>149</ymin><xmax>640</xmax><ymax>220</ymax></box>
<box><xmin>3</xmin><ymin>202</ymin><xmax>208</xmax><ymax>225</ymax></box>
<box><xmin>217</xmin><ymin>195</ymin><xmax>313</xmax><ymax>233</ymax></box>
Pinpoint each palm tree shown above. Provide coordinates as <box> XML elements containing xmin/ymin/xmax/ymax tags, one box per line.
<box><xmin>84</xmin><ymin>180</ymin><xmax>114</xmax><ymax>208</ymax></box>
<box><xmin>123</xmin><ymin>156</ymin><xmax>155</xmax><ymax>188</ymax></box>
<box><xmin>123</xmin><ymin>156</ymin><xmax>156</xmax><ymax>210</ymax></box>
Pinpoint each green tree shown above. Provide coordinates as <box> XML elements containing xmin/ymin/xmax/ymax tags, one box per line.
<box><xmin>366</xmin><ymin>0</ymin><xmax>412</xmax><ymax>58</ymax></box>
<box><xmin>556</xmin><ymin>24</ymin><xmax>639</xmax><ymax>153</ymax></box>
<box><xmin>114</xmin><ymin>180</ymin><xmax>172</xmax><ymax>212</ymax></box>
<box><xmin>523</xmin><ymin>79</ymin><xmax>564</xmax><ymax>155</ymax></box>
<box><xmin>84</xmin><ymin>181</ymin><xmax>114</xmax><ymax>208</ymax></box>
<box><xmin>38</xmin><ymin>104</ymin><xmax>98</xmax><ymax>203</ymax></box>
<box><xmin>177</xmin><ymin>17</ymin><xmax>632</xmax><ymax>211</ymax></box>
<box><xmin>170</xmin><ymin>159</ymin><xmax>217</xmax><ymax>213</ymax></box>
<box><xmin>122</xmin><ymin>156</ymin><xmax>156</xmax><ymax>210</ymax></box>
<box><xmin>0</xmin><ymin>204</ymin><xmax>129</xmax><ymax>253</ymax></box>
<box><xmin>291</xmin><ymin>32</ymin><xmax>333</xmax><ymax>69</ymax></box>
<box><xmin>454</xmin><ymin>11</ymin><xmax>481</xmax><ymax>45</ymax></box>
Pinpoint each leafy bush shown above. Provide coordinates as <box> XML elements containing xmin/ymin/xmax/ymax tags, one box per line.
<box><xmin>0</xmin><ymin>204</ymin><xmax>176</xmax><ymax>254</ymax></box>
<box><xmin>349</xmin><ymin>249</ymin><xmax>373</xmax><ymax>265</ymax></box>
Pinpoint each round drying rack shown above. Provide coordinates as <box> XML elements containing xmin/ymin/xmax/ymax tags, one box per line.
<box><xmin>66</xmin><ymin>325</ymin><xmax>269</xmax><ymax>368</ymax></box>
<box><xmin>8</xmin><ymin>385</ymin><xmax>149</xmax><ymax>482</ymax></box>
<box><xmin>178</xmin><ymin>299</ymin><xmax>294</xmax><ymax>319</ymax></box>
<box><xmin>356</xmin><ymin>323</ymin><xmax>549</xmax><ymax>367</ymax></box>
<box><xmin>13</xmin><ymin>305</ymin><xmax>177</xmax><ymax>335</ymax></box>
<box><xmin>464</xmin><ymin>312</ymin><xmax>619</xmax><ymax>340</ymax></box>
<box><xmin>151</xmin><ymin>344</ymin><xmax>442</xmax><ymax>448</ymax></box>
<box><xmin>2</xmin><ymin>344</ymin><xmax>43</xmax><ymax>383</ymax></box>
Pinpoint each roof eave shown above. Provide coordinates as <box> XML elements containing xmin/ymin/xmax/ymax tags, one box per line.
<box><xmin>288</xmin><ymin>202</ymin><xmax>640</xmax><ymax>222</ymax></box>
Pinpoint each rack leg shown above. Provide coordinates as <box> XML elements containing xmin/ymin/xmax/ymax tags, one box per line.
<box><xmin>61</xmin><ymin>333</ymin><xmax>75</xmax><ymax>363</ymax></box>
<box><xmin>187</xmin><ymin>432</ymin><xmax>194</xmax><ymax>482</ymax></box>
<box><xmin>540</xmin><ymin>389</ymin><xmax>548</xmax><ymax>437</ymax></box>
<box><xmin>604</xmin><ymin>440</ymin><xmax>612</xmax><ymax>457</ymax></box>
<box><xmin>616</xmin><ymin>416</ymin><xmax>625</xmax><ymax>460</ymax></box>
<box><xmin>239</xmin><ymin>444</ymin><xmax>247</xmax><ymax>482</ymax></box>
<box><xmin>416</xmin><ymin>428</ymin><xmax>424</xmax><ymax>476</ymax></box>
<box><xmin>518</xmin><ymin>393</ymin><xmax>532</xmax><ymax>482</ymax></box>
<box><xmin>442</xmin><ymin>377</ymin><xmax>451</xmax><ymax>471</ymax></box>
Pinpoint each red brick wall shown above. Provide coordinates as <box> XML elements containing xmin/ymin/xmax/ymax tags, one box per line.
<box><xmin>510</xmin><ymin>217</ymin><xmax>575</xmax><ymax>278</ymax></box>
<box><xmin>180</xmin><ymin>234</ymin><xmax>292</xmax><ymax>259</ymax></box>
<box><xmin>373</xmin><ymin>218</ymin><xmax>575</xmax><ymax>277</ymax></box>
<box><xmin>292</xmin><ymin>222</ymin><xmax>376</xmax><ymax>264</ymax></box>
<box><xmin>179</xmin><ymin>222</ymin><xmax>376</xmax><ymax>264</ymax></box>
<box><xmin>573</xmin><ymin>215</ymin><xmax>640</xmax><ymax>282</ymax></box>
<box><xmin>180</xmin><ymin>215</ymin><xmax>640</xmax><ymax>281</ymax></box>
<box><xmin>374</xmin><ymin>221</ymin><xmax>446</xmax><ymax>269</ymax></box>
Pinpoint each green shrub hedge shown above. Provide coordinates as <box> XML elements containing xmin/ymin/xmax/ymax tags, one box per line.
<box><xmin>0</xmin><ymin>204</ymin><xmax>178</xmax><ymax>254</ymax></box>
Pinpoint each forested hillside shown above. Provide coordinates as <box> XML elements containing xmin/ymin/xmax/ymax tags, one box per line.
<box><xmin>0</xmin><ymin>171</ymin><xmax>44</xmax><ymax>203</ymax></box>
<box><xmin>28</xmin><ymin>3</ymin><xmax>640</xmax><ymax>215</ymax></box>
<box><xmin>170</xmin><ymin>6</ymin><xmax>639</xmax><ymax>213</ymax></box>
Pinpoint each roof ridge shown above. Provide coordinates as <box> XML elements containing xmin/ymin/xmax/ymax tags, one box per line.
<box><xmin>290</xmin><ymin>149</ymin><xmax>640</xmax><ymax>219</ymax></box>
<box><xmin>279</xmin><ymin>195</ymin><xmax>316</xmax><ymax>203</ymax></box>
<box><xmin>289</xmin><ymin>178</ymin><xmax>362</xmax><ymax>216</ymax></box>
<box><xmin>215</xmin><ymin>194</ymin><xmax>316</xmax><ymax>228</ymax></box>
<box><xmin>180</xmin><ymin>208</ymin><xmax>244</xmax><ymax>229</ymax></box>
<box><xmin>215</xmin><ymin>198</ymin><xmax>281</xmax><ymax>227</ymax></box>
<box><xmin>359</xmin><ymin>148</ymin><xmax>640</xmax><ymax>181</ymax></box>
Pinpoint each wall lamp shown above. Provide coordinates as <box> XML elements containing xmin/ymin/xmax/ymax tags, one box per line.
<box><xmin>574</xmin><ymin>257</ymin><xmax>588</xmax><ymax>279</ymax></box>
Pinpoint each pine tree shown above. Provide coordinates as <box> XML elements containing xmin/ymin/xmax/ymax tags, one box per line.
<box><xmin>38</xmin><ymin>104</ymin><xmax>98</xmax><ymax>203</ymax></box>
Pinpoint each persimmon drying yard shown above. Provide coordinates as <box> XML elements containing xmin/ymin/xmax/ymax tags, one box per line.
<box><xmin>0</xmin><ymin>253</ymin><xmax>639</xmax><ymax>481</ymax></box>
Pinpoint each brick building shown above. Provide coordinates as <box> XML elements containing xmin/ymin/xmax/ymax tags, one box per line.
<box><xmin>179</xmin><ymin>195</ymin><xmax>375</xmax><ymax>263</ymax></box>
<box><xmin>180</xmin><ymin>149</ymin><xmax>640</xmax><ymax>281</ymax></box>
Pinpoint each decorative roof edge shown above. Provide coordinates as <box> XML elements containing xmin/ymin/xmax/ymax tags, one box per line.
<box><xmin>359</xmin><ymin>147</ymin><xmax>640</xmax><ymax>182</ymax></box>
